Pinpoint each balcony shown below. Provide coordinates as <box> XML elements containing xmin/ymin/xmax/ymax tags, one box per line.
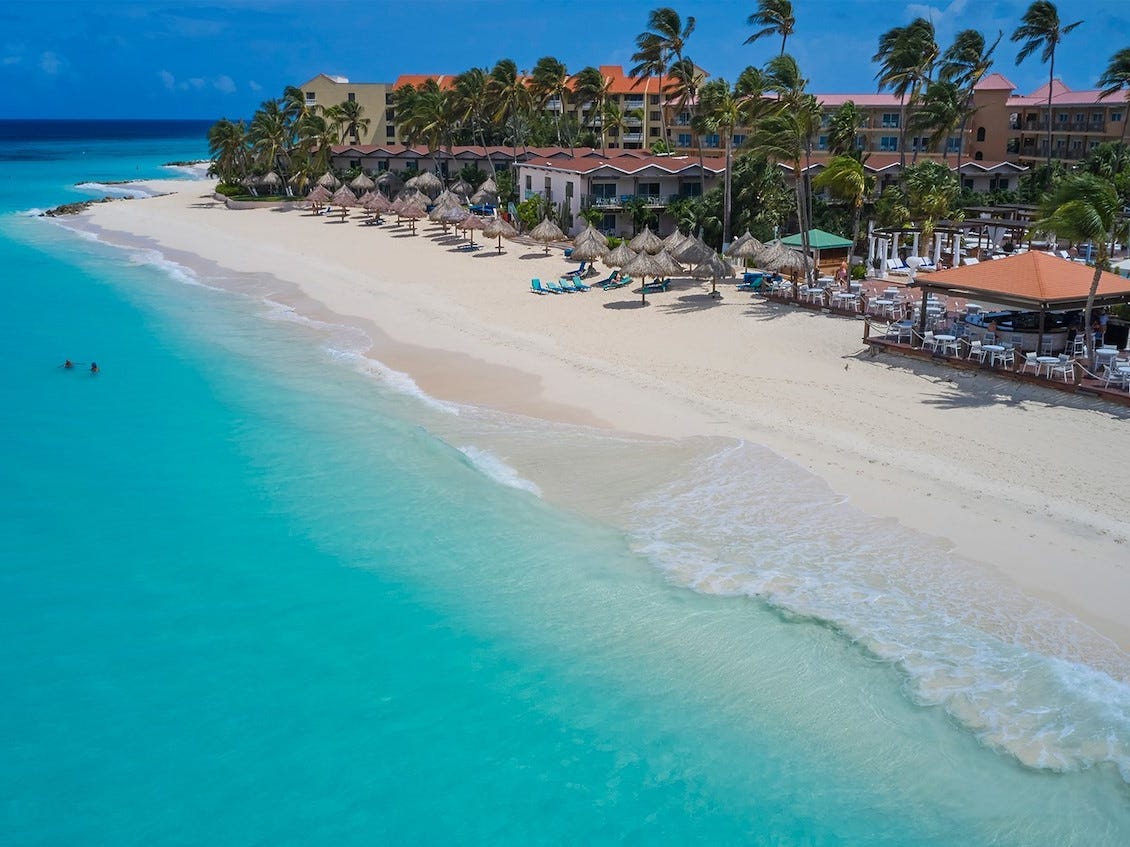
<box><xmin>625</xmin><ymin>116</ymin><xmax>643</xmax><ymax>127</ymax></box>
<box><xmin>622</xmin><ymin>132</ymin><xmax>644</xmax><ymax>143</ymax></box>
<box><xmin>585</xmin><ymin>193</ymin><xmax>669</xmax><ymax>209</ymax></box>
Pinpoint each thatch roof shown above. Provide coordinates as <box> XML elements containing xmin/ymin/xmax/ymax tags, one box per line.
<box><xmin>675</xmin><ymin>235</ymin><xmax>715</xmax><ymax>266</ymax></box>
<box><xmin>330</xmin><ymin>185</ymin><xmax>359</xmax><ymax>207</ymax></box>
<box><xmin>482</xmin><ymin>217</ymin><xmax>516</xmax><ymax>239</ymax></box>
<box><xmin>568</xmin><ymin>238</ymin><xmax>610</xmax><ymax>262</ymax></box>
<box><xmin>363</xmin><ymin>192</ymin><xmax>391</xmax><ymax>212</ymax></box>
<box><xmin>691</xmin><ymin>253</ymin><xmax>735</xmax><ymax>279</ymax></box>
<box><xmin>460</xmin><ymin>213</ymin><xmax>486</xmax><ymax>230</ymax></box>
<box><xmin>349</xmin><ymin>173</ymin><xmax>375</xmax><ymax>192</ymax></box>
<box><xmin>260</xmin><ymin>171</ymin><xmax>282</xmax><ymax>189</ymax></box>
<box><xmin>629</xmin><ymin>227</ymin><xmax>664</xmax><ymax>254</ymax></box>
<box><xmin>449</xmin><ymin>177</ymin><xmax>472</xmax><ymax>196</ymax></box>
<box><xmin>306</xmin><ymin>185</ymin><xmax>332</xmax><ymax>204</ymax></box>
<box><xmin>726</xmin><ymin>231</ymin><xmax>763</xmax><ymax>260</ymax></box>
<box><xmin>439</xmin><ymin>205</ymin><xmax>469</xmax><ymax>225</ymax></box>
<box><xmin>530</xmin><ymin>217</ymin><xmax>566</xmax><ymax>248</ymax></box>
<box><xmin>317</xmin><ymin>172</ymin><xmax>341</xmax><ymax>189</ymax></box>
<box><xmin>622</xmin><ymin>248</ymin><xmax>682</xmax><ymax>278</ymax></box>
<box><xmin>604</xmin><ymin>241</ymin><xmax>637</xmax><ymax>268</ymax></box>
<box><xmin>408</xmin><ymin>170</ymin><xmax>443</xmax><ymax>198</ymax></box>
<box><xmin>663</xmin><ymin>229</ymin><xmax>690</xmax><ymax>254</ymax></box>
<box><xmin>375</xmin><ymin>171</ymin><xmax>403</xmax><ymax>191</ymax></box>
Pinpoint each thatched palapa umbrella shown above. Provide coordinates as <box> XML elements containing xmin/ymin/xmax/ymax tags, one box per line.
<box><xmin>482</xmin><ymin>217</ymin><xmax>517</xmax><ymax>253</ymax></box>
<box><xmin>459</xmin><ymin>213</ymin><xmax>485</xmax><ymax>247</ymax></box>
<box><xmin>629</xmin><ymin>226</ymin><xmax>664</xmax><ymax>255</ymax></box>
<box><xmin>621</xmin><ymin>248</ymin><xmax>681</xmax><ymax>304</ymax></box>
<box><xmin>529</xmin><ymin>216</ymin><xmax>566</xmax><ymax>254</ymax></box>
<box><xmin>663</xmin><ymin>229</ymin><xmax>690</xmax><ymax>255</ymax></box>
<box><xmin>567</xmin><ymin>235</ymin><xmax>610</xmax><ymax>264</ymax></box>
<box><xmin>726</xmin><ymin>230</ymin><xmax>764</xmax><ymax>264</ymax></box>
<box><xmin>376</xmin><ymin>170</ymin><xmax>402</xmax><ymax>196</ymax></box>
<box><xmin>410</xmin><ymin>170</ymin><xmax>443</xmax><ymax>199</ymax></box>
<box><xmin>604</xmin><ymin>241</ymin><xmax>637</xmax><ymax>269</ymax></box>
<box><xmin>692</xmin><ymin>252</ymin><xmax>735</xmax><ymax>297</ymax></box>
<box><xmin>317</xmin><ymin>171</ymin><xmax>341</xmax><ymax>190</ymax></box>
<box><xmin>674</xmin><ymin>235</ymin><xmax>714</xmax><ymax>266</ymax></box>
<box><xmin>329</xmin><ymin>185</ymin><xmax>358</xmax><ymax>221</ymax></box>
<box><xmin>349</xmin><ymin>172</ymin><xmax>375</xmax><ymax>194</ymax></box>
<box><xmin>397</xmin><ymin>202</ymin><xmax>426</xmax><ymax>233</ymax></box>
<box><xmin>259</xmin><ymin>171</ymin><xmax>282</xmax><ymax>193</ymax></box>
<box><xmin>306</xmin><ymin>184</ymin><xmax>332</xmax><ymax>209</ymax></box>
<box><xmin>449</xmin><ymin>177</ymin><xmax>472</xmax><ymax>197</ymax></box>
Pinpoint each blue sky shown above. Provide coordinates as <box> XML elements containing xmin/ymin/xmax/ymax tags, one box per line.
<box><xmin>3</xmin><ymin>0</ymin><xmax>1129</xmax><ymax>120</ymax></box>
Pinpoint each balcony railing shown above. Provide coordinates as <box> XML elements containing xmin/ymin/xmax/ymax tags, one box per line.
<box><xmin>622</xmin><ymin>132</ymin><xmax>644</xmax><ymax>143</ymax></box>
<box><xmin>584</xmin><ymin>193</ymin><xmax>698</xmax><ymax>209</ymax></box>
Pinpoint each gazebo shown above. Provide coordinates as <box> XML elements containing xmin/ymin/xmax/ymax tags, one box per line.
<box><xmin>779</xmin><ymin>228</ymin><xmax>852</xmax><ymax>275</ymax></box>
<box><xmin>911</xmin><ymin>252</ymin><xmax>1130</xmax><ymax>351</ymax></box>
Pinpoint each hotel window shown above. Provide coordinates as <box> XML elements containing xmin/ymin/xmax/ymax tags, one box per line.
<box><xmin>649</xmin><ymin>110</ymin><xmax>660</xmax><ymax>122</ymax></box>
<box><xmin>946</xmin><ymin>136</ymin><xmax>960</xmax><ymax>152</ymax></box>
<box><xmin>386</xmin><ymin>109</ymin><xmax>395</xmax><ymax>121</ymax></box>
<box><xmin>1092</xmin><ymin>111</ymin><xmax>1104</xmax><ymax>122</ymax></box>
<box><xmin>638</xmin><ymin>182</ymin><xmax>660</xmax><ymax>198</ymax></box>
<box><xmin>1057</xmin><ymin>112</ymin><xmax>1068</xmax><ymax>123</ymax></box>
<box><xmin>592</xmin><ymin>183</ymin><xmax>617</xmax><ymax>200</ymax></box>
<box><xmin>378</xmin><ymin>160</ymin><xmax>389</xmax><ymax>171</ymax></box>
<box><xmin>677</xmin><ymin>133</ymin><xmax>691</xmax><ymax>147</ymax></box>
<box><xmin>348</xmin><ymin>92</ymin><xmax>356</xmax><ymax>102</ymax></box>
<box><xmin>1074</xmin><ymin>112</ymin><xmax>1084</xmax><ymax>122</ymax></box>
<box><xmin>976</xmin><ymin>127</ymin><xmax>986</xmax><ymax>142</ymax></box>
<box><xmin>385</xmin><ymin>92</ymin><xmax>394</xmax><ymax>104</ymax></box>
<box><xmin>565</xmin><ymin>181</ymin><xmax>574</xmax><ymax>199</ymax></box>
<box><xmin>305</xmin><ymin>90</ymin><xmax>316</xmax><ymax>103</ymax></box>
<box><xmin>349</xmin><ymin>159</ymin><xmax>360</xmax><ymax>169</ymax></box>
<box><xmin>704</xmin><ymin>133</ymin><xmax>720</xmax><ymax>148</ymax></box>
<box><xmin>816</xmin><ymin>135</ymin><xmax>828</xmax><ymax>150</ymax></box>
<box><xmin>1113</xmin><ymin>112</ymin><xmax>1123</xmax><ymax>122</ymax></box>
<box><xmin>525</xmin><ymin>175</ymin><xmax>532</xmax><ymax>190</ymax></box>
<box><xmin>879</xmin><ymin>135</ymin><xmax>898</xmax><ymax>151</ymax></box>
<box><xmin>881</xmin><ymin>112</ymin><xmax>900</xmax><ymax>128</ymax></box>
<box><xmin>649</xmin><ymin>127</ymin><xmax>660</xmax><ymax>137</ymax></box>
<box><xmin>601</xmin><ymin>213</ymin><xmax>616</xmax><ymax>232</ymax></box>
<box><xmin>650</xmin><ymin>94</ymin><xmax>660</xmax><ymax>105</ymax></box>
<box><xmin>386</xmin><ymin>125</ymin><xmax>396</xmax><ymax>138</ymax></box>
<box><xmin>732</xmin><ymin>134</ymin><xmax>746</xmax><ymax>146</ymax></box>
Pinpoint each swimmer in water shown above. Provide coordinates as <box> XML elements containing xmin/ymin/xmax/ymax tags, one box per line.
<box><xmin>90</xmin><ymin>362</ymin><xmax>99</xmax><ymax>374</ymax></box>
<box><xmin>63</xmin><ymin>359</ymin><xmax>74</xmax><ymax>369</ymax></box>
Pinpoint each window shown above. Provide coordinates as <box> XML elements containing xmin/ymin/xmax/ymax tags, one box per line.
<box><xmin>1093</xmin><ymin>111</ymin><xmax>1104</xmax><ymax>122</ymax></box>
<box><xmin>881</xmin><ymin>112</ymin><xmax>900</xmax><ymax>128</ymax></box>
<box><xmin>601</xmin><ymin>213</ymin><xmax>617</xmax><ymax>233</ymax></box>
<box><xmin>677</xmin><ymin>111</ymin><xmax>691</xmax><ymax>125</ymax></box>
<box><xmin>649</xmin><ymin>127</ymin><xmax>660</xmax><ymax>137</ymax></box>
<box><xmin>1075</xmin><ymin>112</ymin><xmax>1084</xmax><ymax>122</ymax></box>
<box><xmin>997</xmin><ymin>178</ymin><xmax>1009</xmax><ymax>190</ymax></box>
<box><xmin>704</xmin><ymin>133</ymin><xmax>720</xmax><ymax>148</ymax></box>
<box><xmin>879</xmin><ymin>136</ymin><xmax>898</xmax><ymax>151</ymax></box>
<box><xmin>304</xmin><ymin>90</ymin><xmax>316</xmax><ymax>103</ymax></box>
<box><xmin>974</xmin><ymin>151</ymin><xmax>983</xmax><ymax>160</ymax></box>
<box><xmin>963</xmin><ymin>178</ymin><xmax>974</xmax><ymax>190</ymax></box>
<box><xmin>680</xmin><ymin>182</ymin><xmax>702</xmax><ymax>197</ymax></box>
<box><xmin>649</xmin><ymin>110</ymin><xmax>660</xmax><ymax>122</ymax></box>
<box><xmin>732</xmin><ymin>134</ymin><xmax>746</xmax><ymax>146</ymax></box>
<box><xmin>650</xmin><ymin>94</ymin><xmax>660</xmax><ymax>105</ymax></box>
<box><xmin>677</xmin><ymin>133</ymin><xmax>692</xmax><ymax>147</ymax></box>
<box><xmin>1057</xmin><ymin>112</ymin><xmax>1068</xmax><ymax>123</ymax></box>
<box><xmin>544</xmin><ymin>177</ymin><xmax>552</xmax><ymax>194</ymax></box>
<box><xmin>946</xmin><ymin>136</ymin><xmax>961</xmax><ymax>152</ymax></box>
<box><xmin>348</xmin><ymin>92</ymin><xmax>356</xmax><ymax>102</ymax></box>
<box><xmin>525</xmin><ymin>175</ymin><xmax>532</xmax><ymax>190</ymax></box>
<box><xmin>976</xmin><ymin>127</ymin><xmax>986</xmax><ymax>142</ymax></box>
<box><xmin>385</xmin><ymin>125</ymin><xmax>396</xmax><ymax>138</ymax></box>
<box><xmin>385</xmin><ymin>92</ymin><xmax>394</xmax><ymax>104</ymax></box>
<box><xmin>592</xmin><ymin>183</ymin><xmax>617</xmax><ymax>200</ymax></box>
<box><xmin>386</xmin><ymin>109</ymin><xmax>395</xmax><ymax>121</ymax></box>
<box><xmin>816</xmin><ymin>135</ymin><xmax>828</xmax><ymax>150</ymax></box>
<box><xmin>349</xmin><ymin>159</ymin><xmax>360</xmax><ymax>169</ymax></box>
<box><xmin>638</xmin><ymin>182</ymin><xmax>660</xmax><ymax>197</ymax></box>
<box><xmin>378</xmin><ymin>160</ymin><xmax>389</xmax><ymax>172</ymax></box>
<box><xmin>565</xmin><ymin>181</ymin><xmax>574</xmax><ymax>199</ymax></box>
<box><xmin>1113</xmin><ymin>112</ymin><xmax>1123</xmax><ymax>123</ymax></box>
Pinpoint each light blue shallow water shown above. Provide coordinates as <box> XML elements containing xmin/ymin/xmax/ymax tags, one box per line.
<box><xmin>1</xmin><ymin>122</ymin><xmax>1129</xmax><ymax>845</ymax></box>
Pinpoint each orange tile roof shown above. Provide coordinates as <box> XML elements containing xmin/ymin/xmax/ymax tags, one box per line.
<box><xmin>921</xmin><ymin>251</ymin><xmax>1130</xmax><ymax>307</ymax></box>
<box><xmin>595</xmin><ymin>65</ymin><xmax>675</xmax><ymax>95</ymax></box>
<box><xmin>392</xmin><ymin>74</ymin><xmax>456</xmax><ymax>91</ymax></box>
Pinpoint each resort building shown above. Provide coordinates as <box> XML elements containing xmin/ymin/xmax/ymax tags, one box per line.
<box><xmin>327</xmin><ymin>144</ymin><xmax>620</xmax><ymax>182</ymax></box>
<box><xmin>515</xmin><ymin>155</ymin><xmax>725</xmax><ymax>236</ymax></box>
<box><xmin>295</xmin><ymin>74</ymin><xmax>394</xmax><ymax>145</ymax></box>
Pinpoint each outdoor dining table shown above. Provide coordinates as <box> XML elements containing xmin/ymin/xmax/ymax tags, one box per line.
<box><xmin>933</xmin><ymin>334</ymin><xmax>959</xmax><ymax>356</ymax></box>
<box><xmin>1036</xmin><ymin>355</ymin><xmax>1060</xmax><ymax>377</ymax></box>
<box><xmin>982</xmin><ymin>344</ymin><xmax>1007</xmax><ymax>367</ymax></box>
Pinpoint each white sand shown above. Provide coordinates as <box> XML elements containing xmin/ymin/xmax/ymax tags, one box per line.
<box><xmin>74</xmin><ymin>180</ymin><xmax>1130</xmax><ymax>652</ymax></box>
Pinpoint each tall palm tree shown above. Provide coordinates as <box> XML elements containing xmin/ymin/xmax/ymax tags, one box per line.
<box><xmin>873</xmin><ymin>18</ymin><xmax>938</xmax><ymax>170</ymax></box>
<box><xmin>601</xmin><ymin>100</ymin><xmax>642</xmax><ymax>152</ymax></box>
<box><xmin>938</xmin><ymin>28</ymin><xmax>1002</xmax><ymax>171</ymax></box>
<box><xmin>1011</xmin><ymin>1</ymin><xmax>1083</xmax><ymax>173</ymax></box>
<box><xmin>826</xmin><ymin>101</ymin><xmax>866</xmax><ymax>157</ymax></box>
<box><xmin>530</xmin><ymin>56</ymin><xmax>570</xmax><ymax>150</ymax></box>
<box><xmin>1097</xmin><ymin>47</ymin><xmax>1130</xmax><ymax>145</ymax></box>
<box><xmin>700</xmin><ymin>75</ymin><xmax>765</xmax><ymax>248</ymax></box>
<box><xmin>1034</xmin><ymin>174</ymin><xmax>1119</xmax><ymax>364</ymax></box>
<box><xmin>630</xmin><ymin>7</ymin><xmax>695</xmax><ymax>149</ymax></box>
<box><xmin>667</xmin><ymin>57</ymin><xmax>708</xmax><ymax>194</ymax></box>
<box><xmin>248</xmin><ymin>99</ymin><xmax>290</xmax><ymax>177</ymax></box>
<box><xmin>410</xmin><ymin>79</ymin><xmax>455</xmax><ymax>175</ymax></box>
<box><xmin>812</xmin><ymin>154</ymin><xmax>873</xmax><ymax>251</ymax></box>
<box><xmin>335</xmin><ymin>99</ymin><xmax>370</xmax><ymax>144</ymax></box>
<box><xmin>909</xmin><ymin>80</ymin><xmax>968</xmax><ymax>160</ymax></box>
<box><xmin>295</xmin><ymin>112</ymin><xmax>337</xmax><ymax>180</ymax></box>
<box><xmin>391</xmin><ymin>84</ymin><xmax>420</xmax><ymax>148</ymax></box>
<box><xmin>488</xmin><ymin>59</ymin><xmax>534</xmax><ymax>167</ymax></box>
<box><xmin>281</xmin><ymin>85</ymin><xmax>313</xmax><ymax>147</ymax></box>
<box><xmin>744</xmin><ymin>0</ymin><xmax>796</xmax><ymax>56</ymax></box>
<box><xmin>207</xmin><ymin>118</ymin><xmax>248</xmax><ymax>183</ymax></box>
<box><xmin>451</xmin><ymin>67</ymin><xmax>496</xmax><ymax>174</ymax></box>
<box><xmin>572</xmin><ymin>66</ymin><xmax>613</xmax><ymax>155</ymax></box>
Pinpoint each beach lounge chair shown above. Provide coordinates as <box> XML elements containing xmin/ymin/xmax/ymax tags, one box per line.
<box><xmin>640</xmin><ymin>278</ymin><xmax>670</xmax><ymax>293</ymax></box>
<box><xmin>603</xmin><ymin>275</ymin><xmax>632</xmax><ymax>290</ymax></box>
<box><xmin>568</xmin><ymin>275</ymin><xmax>591</xmax><ymax>291</ymax></box>
<box><xmin>531</xmin><ymin>278</ymin><xmax>561</xmax><ymax>294</ymax></box>
<box><xmin>594</xmin><ymin>271</ymin><xmax>618</xmax><ymax>287</ymax></box>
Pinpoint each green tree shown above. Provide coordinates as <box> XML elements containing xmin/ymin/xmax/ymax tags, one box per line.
<box><xmin>530</xmin><ymin>56</ymin><xmax>571</xmax><ymax>149</ymax></box>
<box><xmin>489</xmin><ymin>59</ymin><xmax>534</xmax><ymax>166</ymax></box>
<box><xmin>1097</xmin><ymin>47</ymin><xmax>1130</xmax><ymax>145</ymax></box>
<box><xmin>207</xmin><ymin>118</ymin><xmax>248</xmax><ymax>184</ymax></box>
<box><xmin>938</xmin><ymin>29</ymin><xmax>1003</xmax><ymax>169</ymax></box>
<box><xmin>667</xmin><ymin>57</ymin><xmax>708</xmax><ymax>193</ymax></box>
<box><xmin>903</xmin><ymin>160</ymin><xmax>959</xmax><ymax>245</ymax></box>
<box><xmin>571</xmin><ymin>66</ymin><xmax>614</xmax><ymax>154</ymax></box>
<box><xmin>624</xmin><ymin>196</ymin><xmax>658</xmax><ymax>233</ymax></box>
<box><xmin>873</xmin><ymin>18</ymin><xmax>938</xmax><ymax>170</ymax></box>
<box><xmin>1011</xmin><ymin>1</ymin><xmax>1083</xmax><ymax>174</ymax></box>
<box><xmin>630</xmin><ymin>7</ymin><xmax>695</xmax><ymax>148</ymax></box>
<box><xmin>295</xmin><ymin>112</ymin><xmax>338</xmax><ymax>180</ymax></box>
<box><xmin>451</xmin><ymin>68</ymin><xmax>496</xmax><ymax>175</ymax></box>
<box><xmin>812</xmin><ymin>154</ymin><xmax>873</xmax><ymax>250</ymax></box>
<box><xmin>908</xmin><ymin>80</ymin><xmax>968</xmax><ymax>160</ymax></box>
<box><xmin>1035</xmin><ymin>174</ymin><xmax>1119</xmax><ymax>363</ymax></box>
<box><xmin>744</xmin><ymin>0</ymin><xmax>796</xmax><ymax>56</ymax></box>
<box><xmin>334</xmin><ymin>98</ymin><xmax>371</xmax><ymax>144</ymax></box>
<box><xmin>410</xmin><ymin>79</ymin><xmax>456</xmax><ymax>175</ymax></box>
<box><xmin>826</xmin><ymin>101</ymin><xmax>865</xmax><ymax>157</ymax></box>
<box><xmin>699</xmin><ymin>75</ymin><xmax>762</xmax><ymax>247</ymax></box>
<box><xmin>247</xmin><ymin>99</ymin><xmax>290</xmax><ymax>176</ymax></box>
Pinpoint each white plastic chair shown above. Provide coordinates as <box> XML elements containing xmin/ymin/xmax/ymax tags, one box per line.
<box><xmin>1020</xmin><ymin>352</ymin><xmax>1040</xmax><ymax>375</ymax></box>
<box><xmin>966</xmin><ymin>340</ymin><xmax>986</xmax><ymax>363</ymax></box>
<box><xmin>922</xmin><ymin>331</ymin><xmax>938</xmax><ymax>352</ymax></box>
<box><xmin>1050</xmin><ymin>355</ymin><xmax>1075</xmax><ymax>383</ymax></box>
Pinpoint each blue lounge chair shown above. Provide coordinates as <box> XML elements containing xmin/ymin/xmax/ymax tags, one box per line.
<box><xmin>640</xmin><ymin>278</ymin><xmax>670</xmax><ymax>293</ymax></box>
<box><xmin>603</xmin><ymin>275</ymin><xmax>632</xmax><ymax>290</ymax></box>
<box><xmin>543</xmin><ymin>277</ymin><xmax>567</xmax><ymax>293</ymax></box>
<box><xmin>594</xmin><ymin>271</ymin><xmax>618</xmax><ymax>287</ymax></box>
<box><xmin>568</xmin><ymin>274</ymin><xmax>591</xmax><ymax>291</ymax></box>
<box><xmin>531</xmin><ymin>278</ymin><xmax>559</xmax><ymax>294</ymax></box>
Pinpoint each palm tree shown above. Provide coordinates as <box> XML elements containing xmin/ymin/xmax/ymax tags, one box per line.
<box><xmin>1011</xmin><ymin>1</ymin><xmax>1083</xmax><ymax>173</ymax></box>
<box><xmin>207</xmin><ymin>118</ymin><xmax>248</xmax><ymax>183</ymax></box>
<box><xmin>1097</xmin><ymin>47</ymin><xmax>1130</xmax><ymax>145</ymax></box>
<box><xmin>873</xmin><ymin>18</ymin><xmax>938</xmax><ymax>170</ymax></box>
<box><xmin>281</xmin><ymin>85</ymin><xmax>313</xmax><ymax>148</ymax></box>
<box><xmin>572</xmin><ymin>66</ymin><xmax>613</xmax><ymax>155</ymax></box>
<box><xmin>938</xmin><ymin>28</ymin><xmax>1002</xmax><ymax>171</ymax></box>
<box><xmin>335</xmin><ymin>99</ymin><xmax>371</xmax><ymax>144</ymax></box>
<box><xmin>489</xmin><ymin>59</ymin><xmax>534</xmax><ymax>167</ymax></box>
<box><xmin>451</xmin><ymin>68</ymin><xmax>496</xmax><ymax>175</ymax></box>
<box><xmin>909</xmin><ymin>80</ymin><xmax>968</xmax><ymax>160</ymax></box>
<box><xmin>295</xmin><ymin>112</ymin><xmax>337</xmax><ymax>181</ymax></box>
<box><xmin>903</xmin><ymin>161</ymin><xmax>959</xmax><ymax>247</ymax></box>
<box><xmin>667</xmin><ymin>57</ymin><xmax>707</xmax><ymax>191</ymax></box>
<box><xmin>826</xmin><ymin>101</ymin><xmax>866</xmax><ymax>157</ymax></box>
<box><xmin>1034</xmin><ymin>174</ymin><xmax>1119</xmax><ymax>364</ymax></box>
<box><xmin>410</xmin><ymin>79</ymin><xmax>455</xmax><ymax>175</ymax></box>
<box><xmin>530</xmin><ymin>56</ymin><xmax>570</xmax><ymax>150</ymax></box>
<box><xmin>248</xmin><ymin>99</ymin><xmax>290</xmax><ymax>177</ymax></box>
<box><xmin>630</xmin><ymin>7</ymin><xmax>695</xmax><ymax>148</ymax></box>
<box><xmin>812</xmin><ymin>154</ymin><xmax>873</xmax><ymax>251</ymax></box>
<box><xmin>602</xmin><ymin>100</ymin><xmax>641</xmax><ymax>152</ymax></box>
<box><xmin>744</xmin><ymin>0</ymin><xmax>796</xmax><ymax>56</ymax></box>
<box><xmin>391</xmin><ymin>84</ymin><xmax>420</xmax><ymax>147</ymax></box>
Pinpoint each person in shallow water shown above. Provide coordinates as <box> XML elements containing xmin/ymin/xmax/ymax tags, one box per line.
<box><xmin>62</xmin><ymin>359</ymin><xmax>73</xmax><ymax>369</ymax></box>
<box><xmin>90</xmin><ymin>362</ymin><xmax>98</xmax><ymax>374</ymax></box>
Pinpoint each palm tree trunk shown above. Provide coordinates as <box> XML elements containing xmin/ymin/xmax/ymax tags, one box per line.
<box><xmin>723</xmin><ymin>136</ymin><xmax>733</xmax><ymax>247</ymax></box>
<box><xmin>898</xmin><ymin>95</ymin><xmax>908</xmax><ymax>175</ymax></box>
<box><xmin>1083</xmin><ymin>255</ymin><xmax>1103</xmax><ymax>367</ymax></box>
<box><xmin>780</xmin><ymin>33</ymin><xmax>787</xmax><ymax>56</ymax></box>
<box><xmin>1045</xmin><ymin>53</ymin><xmax>1055</xmax><ymax>180</ymax></box>
<box><xmin>850</xmin><ymin>201</ymin><xmax>862</xmax><ymax>256</ymax></box>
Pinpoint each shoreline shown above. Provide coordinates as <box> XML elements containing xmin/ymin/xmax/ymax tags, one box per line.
<box><xmin>64</xmin><ymin>178</ymin><xmax>1130</xmax><ymax>656</ymax></box>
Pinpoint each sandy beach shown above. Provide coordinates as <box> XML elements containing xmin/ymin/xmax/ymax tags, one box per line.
<box><xmin>71</xmin><ymin>179</ymin><xmax>1130</xmax><ymax>655</ymax></box>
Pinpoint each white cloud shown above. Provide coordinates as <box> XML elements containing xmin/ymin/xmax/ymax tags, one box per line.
<box><xmin>214</xmin><ymin>75</ymin><xmax>235</xmax><ymax>94</ymax></box>
<box><xmin>188</xmin><ymin>77</ymin><xmax>205</xmax><ymax>90</ymax></box>
<box><xmin>159</xmin><ymin>69</ymin><xmax>176</xmax><ymax>90</ymax></box>
<box><xmin>2</xmin><ymin>55</ymin><xmax>20</xmax><ymax>66</ymax></box>
<box><xmin>39</xmin><ymin>51</ymin><xmax>61</xmax><ymax>75</ymax></box>
<box><xmin>249</xmin><ymin>80</ymin><xmax>262</xmax><ymax>93</ymax></box>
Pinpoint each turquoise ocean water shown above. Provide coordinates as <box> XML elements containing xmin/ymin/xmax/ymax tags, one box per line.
<box><xmin>2</xmin><ymin>121</ymin><xmax>1129</xmax><ymax>845</ymax></box>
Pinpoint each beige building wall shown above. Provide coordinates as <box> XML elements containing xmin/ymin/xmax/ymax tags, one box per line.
<box><xmin>297</xmin><ymin>75</ymin><xmax>393</xmax><ymax>145</ymax></box>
